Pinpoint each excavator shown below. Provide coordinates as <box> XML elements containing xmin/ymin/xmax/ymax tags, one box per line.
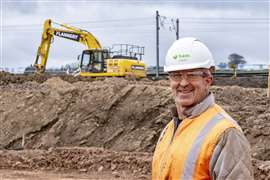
<box><xmin>34</xmin><ymin>19</ymin><xmax>146</xmax><ymax>78</ymax></box>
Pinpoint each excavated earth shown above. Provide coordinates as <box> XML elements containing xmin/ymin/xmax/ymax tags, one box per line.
<box><xmin>0</xmin><ymin>72</ymin><xmax>269</xmax><ymax>179</ymax></box>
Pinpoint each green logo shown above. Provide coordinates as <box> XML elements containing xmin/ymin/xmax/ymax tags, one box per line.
<box><xmin>172</xmin><ymin>53</ymin><xmax>191</xmax><ymax>61</ymax></box>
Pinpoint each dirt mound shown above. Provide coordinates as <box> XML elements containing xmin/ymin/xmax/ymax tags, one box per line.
<box><xmin>0</xmin><ymin>72</ymin><xmax>98</xmax><ymax>86</ymax></box>
<box><xmin>0</xmin><ymin>77</ymin><xmax>269</xmax><ymax>179</ymax></box>
<box><xmin>0</xmin><ymin>147</ymin><xmax>151</xmax><ymax>179</ymax></box>
<box><xmin>0</xmin><ymin>71</ymin><xmax>12</xmax><ymax>77</ymax></box>
<box><xmin>0</xmin><ymin>77</ymin><xmax>173</xmax><ymax>152</ymax></box>
<box><xmin>213</xmin><ymin>76</ymin><xmax>268</xmax><ymax>88</ymax></box>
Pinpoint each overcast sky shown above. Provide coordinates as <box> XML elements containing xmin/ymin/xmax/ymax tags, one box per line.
<box><xmin>1</xmin><ymin>0</ymin><xmax>269</xmax><ymax>72</ymax></box>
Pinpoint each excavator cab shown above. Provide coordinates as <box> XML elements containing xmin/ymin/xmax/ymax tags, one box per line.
<box><xmin>80</xmin><ymin>49</ymin><xmax>109</xmax><ymax>73</ymax></box>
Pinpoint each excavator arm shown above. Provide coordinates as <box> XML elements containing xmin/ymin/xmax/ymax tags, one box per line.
<box><xmin>34</xmin><ymin>19</ymin><xmax>102</xmax><ymax>73</ymax></box>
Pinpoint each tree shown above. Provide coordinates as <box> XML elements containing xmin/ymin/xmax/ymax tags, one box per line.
<box><xmin>228</xmin><ymin>53</ymin><xmax>246</xmax><ymax>79</ymax></box>
<box><xmin>228</xmin><ymin>53</ymin><xmax>246</xmax><ymax>68</ymax></box>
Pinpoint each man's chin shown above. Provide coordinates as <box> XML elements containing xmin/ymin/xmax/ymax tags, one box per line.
<box><xmin>176</xmin><ymin>99</ymin><xmax>194</xmax><ymax>107</ymax></box>
<box><xmin>180</xmin><ymin>103</ymin><xmax>193</xmax><ymax>108</ymax></box>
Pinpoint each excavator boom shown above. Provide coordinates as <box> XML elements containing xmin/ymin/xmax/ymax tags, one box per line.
<box><xmin>34</xmin><ymin>19</ymin><xmax>102</xmax><ymax>73</ymax></box>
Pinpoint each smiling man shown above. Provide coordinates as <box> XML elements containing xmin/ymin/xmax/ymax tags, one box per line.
<box><xmin>152</xmin><ymin>37</ymin><xmax>253</xmax><ymax>180</ymax></box>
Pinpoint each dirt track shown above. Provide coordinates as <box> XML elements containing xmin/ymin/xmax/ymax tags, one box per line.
<box><xmin>0</xmin><ymin>147</ymin><xmax>151</xmax><ymax>180</ymax></box>
<box><xmin>0</xmin><ymin>169</ymin><xmax>136</xmax><ymax>180</ymax></box>
<box><xmin>0</xmin><ymin>73</ymin><xmax>269</xmax><ymax>179</ymax></box>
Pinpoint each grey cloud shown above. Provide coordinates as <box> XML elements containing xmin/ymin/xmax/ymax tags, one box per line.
<box><xmin>4</xmin><ymin>1</ymin><xmax>39</xmax><ymax>14</ymax></box>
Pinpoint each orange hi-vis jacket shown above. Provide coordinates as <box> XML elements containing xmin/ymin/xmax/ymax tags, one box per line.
<box><xmin>152</xmin><ymin>104</ymin><xmax>242</xmax><ymax>180</ymax></box>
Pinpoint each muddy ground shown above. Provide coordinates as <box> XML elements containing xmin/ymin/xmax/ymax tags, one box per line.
<box><xmin>0</xmin><ymin>72</ymin><xmax>269</xmax><ymax>179</ymax></box>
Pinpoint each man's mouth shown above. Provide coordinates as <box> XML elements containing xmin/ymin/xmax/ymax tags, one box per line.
<box><xmin>179</xmin><ymin>89</ymin><xmax>193</xmax><ymax>94</ymax></box>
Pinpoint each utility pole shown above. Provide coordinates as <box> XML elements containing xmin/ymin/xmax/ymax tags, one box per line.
<box><xmin>156</xmin><ymin>10</ymin><xmax>160</xmax><ymax>79</ymax></box>
<box><xmin>176</xmin><ymin>18</ymin><xmax>179</xmax><ymax>40</ymax></box>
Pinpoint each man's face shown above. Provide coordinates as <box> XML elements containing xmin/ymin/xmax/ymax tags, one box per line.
<box><xmin>169</xmin><ymin>69</ymin><xmax>213</xmax><ymax>108</ymax></box>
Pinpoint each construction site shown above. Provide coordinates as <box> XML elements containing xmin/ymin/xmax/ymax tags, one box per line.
<box><xmin>0</xmin><ymin>71</ymin><xmax>269</xmax><ymax>179</ymax></box>
<box><xmin>1</xmin><ymin>1</ymin><xmax>270</xmax><ymax>179</ymax></box>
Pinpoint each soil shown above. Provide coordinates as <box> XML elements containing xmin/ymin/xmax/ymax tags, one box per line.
<box><xmin>0</xmin><ymin>169</ymin><xmax>141</xmax><ymax>180</ymax></box>
<box><xmin>0</xmin><ymin>147</ymin><xmax>151</xmax><ymax>180</ymax></box>
<box><xmin>0</xmin><ymin>72</ymin><xmax>269</xmax><ymax>179</ymax></box>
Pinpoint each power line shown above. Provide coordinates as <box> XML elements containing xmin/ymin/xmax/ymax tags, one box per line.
<box><xmin>2</xmin><ymin>23</ymin><xmax>155</xmax><ymax>30</ymax></box>
<box><xmin>66</xmin><ymin>17</ymin><xmax>154</xmax><ymax>24</ymax></box>
<box><xmin>159</xmin><ymin>15</ymin><xmax>269</xmax><ymax>34</ymax></box>
<box><xmin>163</xmin><ymin>16</ymin><xmax>269</xmax><ymax>21</ymax></box>
<box><xmin>1</xmin><ymin>17</ymin><xmax>154</xmax><ymax>28</ymax></box>
<box><xmin>180</xmin><ymin>17</ymin><xmax>269</xmax><ymax>20</ymax></box>
<box><xmin>167</xmin><ymin>21</ymin><xmax>269</xmax><ymax>24</ymax></box>
<box><xmin>3</xmin><ymin>27</ymin><xmax>269</xmax><ymax>33</ymax></box>
<box><xmin>2</xmin><ymin>16</ymin><xmax>269</xmax><ymax>29</ymax></box>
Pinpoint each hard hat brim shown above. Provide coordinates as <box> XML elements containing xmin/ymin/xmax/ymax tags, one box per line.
<box><xmin>164</xmin><ymin>60</ymin><xmax>212</xmax><ymax>72</ymax></box>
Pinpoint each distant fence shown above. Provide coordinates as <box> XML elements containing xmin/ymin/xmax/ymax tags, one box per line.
<box><xmin>147</xmin><ymin>70</ymin><xmax>269</xmax><ymax>78</ymax></box>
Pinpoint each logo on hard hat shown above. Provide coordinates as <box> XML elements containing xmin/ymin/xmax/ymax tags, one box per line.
<box><xmin>172</xmin><ymin>53</ymin><xmax>191</xmax><ymax>61</ymax></box>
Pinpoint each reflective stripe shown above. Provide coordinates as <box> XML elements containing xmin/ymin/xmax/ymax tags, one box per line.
<box><xmin>181</xmin><ymin>113</ymin><xmax>224</xmax><ymax>180</ymax></box>
<box><xmin>157</xmin><ymin>124</ymin><xmax>169</xmax><ymax>144</ymax></box>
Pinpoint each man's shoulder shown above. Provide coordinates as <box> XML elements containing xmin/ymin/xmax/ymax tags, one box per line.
<box><xmin>211</xmin><ymin>103</ymin><xmax>243</xmax><ymax>132</ymax></box>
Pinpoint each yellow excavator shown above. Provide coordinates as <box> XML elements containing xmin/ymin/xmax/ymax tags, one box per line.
<box><xmin>34</xmin><ymin>19</ymin><xmax>146</xmax><ymax>78</ymax></box>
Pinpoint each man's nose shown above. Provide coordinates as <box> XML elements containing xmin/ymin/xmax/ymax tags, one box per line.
<box><xmin>179</xmin><ymin>77</ymin><xmax>189</xmax><ymax>86</ymax></box>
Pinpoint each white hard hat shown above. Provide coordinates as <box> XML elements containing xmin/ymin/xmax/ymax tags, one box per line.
<box><xmin>164</xmin><ymin>37</ymin><xmax>214</xmax><ymax>72</ymax></box>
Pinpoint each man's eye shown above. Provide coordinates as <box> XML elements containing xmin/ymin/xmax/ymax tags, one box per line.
<box><xmin>173</xmin><ymin>74</ymin><xmax>182</xmax><ymax>78</ymax></box>
<box><xmin>188</xmin><ymin>72</ymin><xmax>202</xmax><ymax>77</ymax></box>
<box><xmin>187</xmin><ymin>74</ymin><xmax>196</xmax><ymax>78</ymax></box>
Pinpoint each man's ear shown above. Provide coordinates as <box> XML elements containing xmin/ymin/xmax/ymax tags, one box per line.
<box><xmin>205</xmin><ymin>69</ymin><xmax>214</xmax><ymax>86</ymax></box>
<box><xmin>205</xmin><ymin>74</ymin><xmax>214</xmax><ymax>86</ymax></box>
<box><xmin>210</xmin><ymin>66</ymin><xmax>215</xmax><ymax>73</ymax></box>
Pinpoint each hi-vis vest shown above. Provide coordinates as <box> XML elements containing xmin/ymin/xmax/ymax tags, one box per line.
<box><xmin>152</xmin><ymin>104</ymin><xmax>242</xmax><ymax>180</ymax></box>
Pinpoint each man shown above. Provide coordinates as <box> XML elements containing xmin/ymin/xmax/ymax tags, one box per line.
<box><xmin>152</xmin><ymin>37</ymin><xmax>253</xmax><ymax>180</ymax></box>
